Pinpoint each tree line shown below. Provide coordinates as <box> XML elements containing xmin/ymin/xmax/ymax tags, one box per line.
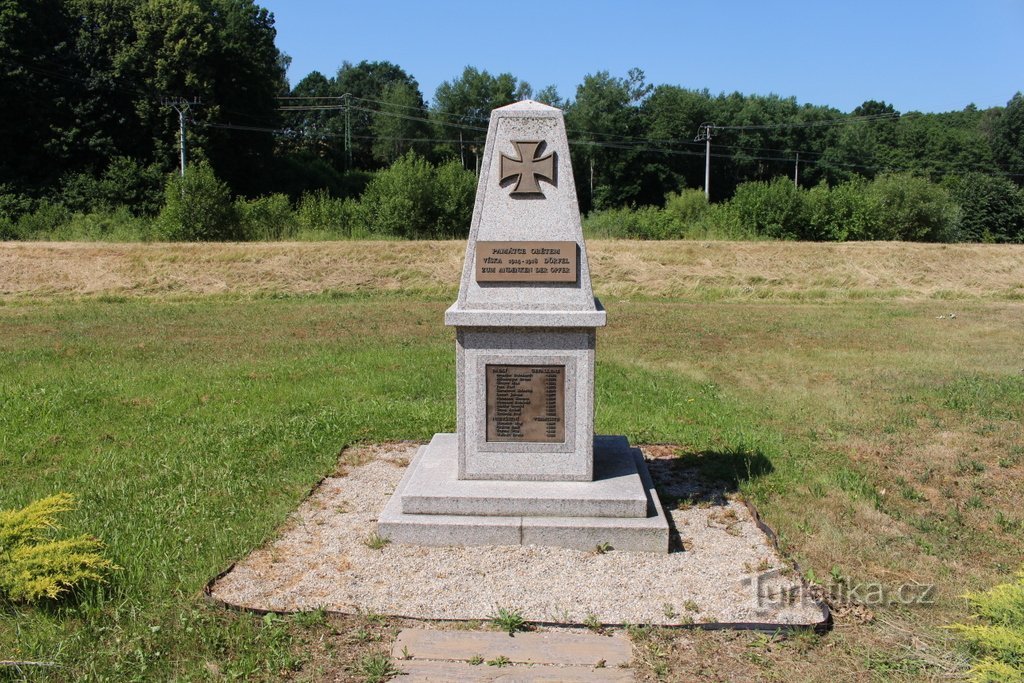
<box><xmin>2</xmin><ymin>0</ymin><xmax>1023</xmax><ymax>242</ymax></box>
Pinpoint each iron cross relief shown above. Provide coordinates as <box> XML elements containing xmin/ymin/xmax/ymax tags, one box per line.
<box><xmin>499</xmin><ymin>141</ymin><xmax>556</xmax><ymax>196</ymax></box>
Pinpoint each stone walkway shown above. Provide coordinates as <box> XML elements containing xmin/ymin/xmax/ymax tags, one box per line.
<box><xmin>390</xmin><ymin>628</ymin><xmax>634</xmax><ymax>682</ymax></box>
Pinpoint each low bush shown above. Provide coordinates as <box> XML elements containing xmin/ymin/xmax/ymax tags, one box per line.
<box><xmin>156</xmin><ymin>163</ymin><xmax>241</xmax><ymax>241</ymax></box>
<box><xmin>295</xmin><ymin>189</ymin><xmax>360</xmax><ymax>238</ymax></box>
<box><xmin>950</xmin><ymin>568</ymin><xmax>1024</xmax><ymax>681</ymax></box>
<box><xmin>0</xmin><ymin>493</ymin><xmax>117</xmax><ymax>603</ymax></box>
<box><xmin>867</xmin><ymin>172</ymin><xmax>960</xmax><ymax>242</ymax></box>
<box><xmin>944</xmin><ymin>172</ymin><xmax>1024</xmax><ymax>243</ymax></box>
<box><xmin>730</xmin><ymin>176</ymin><xmax>808</xmax><ymax>240</ymax></box>
<box><xmin>236</xmin><ymin>193</ymin><xmax>298</xmax><ymax>240</ymax></box>
<box><xmin>355</xmin><ymin>152</ymin><xmax>475</xmax><ymax>238</ymax></box>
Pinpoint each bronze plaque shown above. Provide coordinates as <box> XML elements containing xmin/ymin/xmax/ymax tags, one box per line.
<box><xmin>486</xmin><ymin>365</ymin><xmax>565</xmax><ymax>443</ymax></box>
<box><xmin>475</xmin><ymin>241</ymin><xmax>578</xmax><ymax>283</ymax></box>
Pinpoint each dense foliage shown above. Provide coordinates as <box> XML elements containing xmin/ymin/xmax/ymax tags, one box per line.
<box><xmin>0</xmin><ymin>493</ymin><xmax>117</xmax><ymax>603</ymax></box>
<box><xmin>1</xmin><ymin>0</ymin><xmax>1022</xmax><ymax>241</ymax></box>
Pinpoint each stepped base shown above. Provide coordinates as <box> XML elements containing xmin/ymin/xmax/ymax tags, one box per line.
<box><xmin>378</xmin><ymin>434</ymin><xmax>670</xmax><ymax>553</ymax></box>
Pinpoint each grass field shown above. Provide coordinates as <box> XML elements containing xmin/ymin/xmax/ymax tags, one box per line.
<box><xmin>2</xmin><ymin>240</ymin><xmax>1023</xmax><ymax>681</ymax></box>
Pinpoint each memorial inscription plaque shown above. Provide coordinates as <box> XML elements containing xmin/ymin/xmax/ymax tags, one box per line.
<box><xmin>475</xmin><ymin>241</ymin><xmax>577</xmax><ymax>283</ymax></box>
<box><xmin>485</xmin><ymin>364</ymin><xmax>565</xmax><ymax>443</ymax></box>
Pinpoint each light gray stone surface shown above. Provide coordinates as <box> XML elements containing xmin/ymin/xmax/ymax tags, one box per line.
<box><xmin>457</xmin><ymin>329</ymin><xmax>593</xmax><ymax>481</ymax></box>
<box><xmin>446</xmin><ymin>101</ymin><xmax>606</xmax><ymax>483</ymax></box>
<box><xmin>378</xmin><ymin>446</ymin><xmax>522</xmax><ymax>547</ymax></box>
<box><xmin>444</xmin><ymin>305</ymin><xmax>606</xmax><ymax>328</ymax></box>
<box><xmin>449</xmin><ymin>101</ymin><xmax>603</xmax><ymax>316</ymax></box>
<box><xmin>400</xmin><ymin>433</ymin><xmax>648</xmax><ymax>518</ymax></box>
<box><xmin>379</xmin><ymin>436</ymin><xmax>670</xmax><ymax>553</ymax></box>
<box><xmin>521</xmin><ymin>447</ymin><xmax>670</xmax><ymax>553</ymax></box>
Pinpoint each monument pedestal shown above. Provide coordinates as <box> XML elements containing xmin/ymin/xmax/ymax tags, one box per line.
<box><xmin>376</xmin><ymin>100</ymin><xmax>669</xmax><ymax>553</ymax></box>
<box><xmin>378</xmin><ymin>434</ymin><xmax>670</xmax><ymax>552</ymax></box>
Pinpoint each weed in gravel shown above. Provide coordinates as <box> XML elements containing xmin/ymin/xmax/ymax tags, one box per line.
<box><xmin>489</xmin><ymin>607</ymin><xmax>530</xmax><ymax>635</ymax></box>
<box><xmin>594</xmin><ymin>541</ymin><xmax>613</xmax><ymax>554</ymax></box>
<box><xmin>362</xmin><ymin>532</ymin><xmax>390</xmax><ymax>550</ymax></box>
<box><xmin>583</xmin><ymin>613</ymin><xmax>605</xmax><ymax>633</ymax></box>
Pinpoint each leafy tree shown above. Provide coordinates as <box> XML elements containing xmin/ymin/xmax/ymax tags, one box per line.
<box><xmin>372</xmin><ymin>80</ymin><xmax>431</xmax><ymax>164</ymax></box>
<box><xmin>643</xmin><ymin>86</ymin><xmax>715</xmax><ymax>196</ymax></box>
<box><xmin>0</xmin><ymin>0</ymin><xmax>286</xmax><ymax>199</ymax></box>
<box><xmin>432</xmin><ymin>66</ymin><xmax>532</xmax><ymax>167</ymax></box>
<box><xmin>944</xmin><ymin>172</ymin><xmax>1024</xmax><ymax>242</ymax></box>
<box><xmin>0</xmin><ymin>0</ymin><xmax>81</xmax><ymax>192</ymax></box>
<box><xmin>335</xmin><ymin>60</ymin><xmax>427</xmax><ymax>169</ymax></box>
<box><xmin>534</xmin><ymin>84</ymin><xmax>564</xmax><ymax>109</ymax></box>
<box><xmin>991</xmin><ymin>93</ymin><xmax>1024</xmax><ymax>184</ymax></box>
<box><xmin>566</xmin><ymin>68</ymin><xmax>654</xmax><ymax>211</ymax></box>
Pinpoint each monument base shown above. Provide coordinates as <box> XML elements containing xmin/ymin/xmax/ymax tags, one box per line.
<box><xmin>378</xmin><ymin>434</ymin><xmax>670</xmax><ymax>553</ymax></box>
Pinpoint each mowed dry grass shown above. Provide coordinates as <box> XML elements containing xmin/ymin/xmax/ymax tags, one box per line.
<box><xmin>2</xmin><ymin>240</ymin><xmax>1023</xmax><ymax>301</ymax></box>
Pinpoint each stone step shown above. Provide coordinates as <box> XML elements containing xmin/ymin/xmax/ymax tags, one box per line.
<box><xmin>378</xmin><ymin>437</ymin><xmax>670</xmax><ymax>553</ymax></box>
<box><xmin>391</xmin><ymin>628</ymin><xmax>632</xmax><ymax>666</ymax></box>
<box><xmin>399</xmin><ymin>434</ymin><xmax>649</xmax><ymax>519</ymax></box>
<box><xmin>391</xmin><ymin>628</ymin><xmax>634</xmax><ymax>682</ymax></box>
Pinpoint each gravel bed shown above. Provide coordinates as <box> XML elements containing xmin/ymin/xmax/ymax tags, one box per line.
<box><xmin>209</xmin><ymin>443</ymin><xmax>826</xmax><ymax>627</ymax></box>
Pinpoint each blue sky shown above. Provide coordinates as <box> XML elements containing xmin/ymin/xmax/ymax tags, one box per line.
<box><xmin>260</xmin><ymin>1</ymin><xmax>1023</xmax><ymax>114</ymax></box>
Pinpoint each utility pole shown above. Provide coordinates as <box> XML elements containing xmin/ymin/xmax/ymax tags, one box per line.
<box><xmin>794</xmin><ymin>152</ymin><xmax>800</xmax><ymax>187</ymax></box>
<box><xmin>694</xmin><ymin>123</ymin><xmax>714</xmax><ymax>200</ymax></box>
<box><xmin>342</xmin><ymin>93</ymin><xmax>352</xmax><ymax>169</ymax></box>
<box><xmin>589</xmin><ymin>157</ymin><xmax>594</xmax><ymax>208</ymax></box>
<box><xmin>163</xmin><ymin>98</ymin><xmax>201</xmax><ymax>176</ymax></box>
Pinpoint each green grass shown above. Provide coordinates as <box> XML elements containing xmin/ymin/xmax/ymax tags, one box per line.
<box><xmin>1</xmin><ymin>292</ymin><xmax>1023</xmax><ymax>679</ymax></box>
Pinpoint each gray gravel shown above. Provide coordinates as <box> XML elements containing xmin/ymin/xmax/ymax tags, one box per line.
<box><xmin>210</xmin><ymin>443</ymin><xmax>826</xmax><ymax>627</ymax></box>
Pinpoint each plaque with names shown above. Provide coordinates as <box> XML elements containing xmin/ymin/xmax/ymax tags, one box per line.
<box><xmin>485</xmin><ymin>364</ymin><xmax>565</xmax><ymax>443</ymax></box>
<box><xmin>475</xmin><ymin>241</ymin><xmax>578</xmax><ymax>283</ymax></box>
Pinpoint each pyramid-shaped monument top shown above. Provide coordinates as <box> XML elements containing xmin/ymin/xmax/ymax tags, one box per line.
<box><xmin>445</xmin><ymin>101</ymin><xmax>606</xmax><ymax>328</ymax></box>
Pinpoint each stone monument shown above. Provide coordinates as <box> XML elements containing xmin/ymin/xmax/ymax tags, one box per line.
<box><xmin>379</xmin><ymin>101</ymin><xmax>669</xmax><ymax>552</ymax></box>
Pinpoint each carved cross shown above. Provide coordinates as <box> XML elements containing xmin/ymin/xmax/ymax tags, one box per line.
<box><xmin>499</xmin><ymin>141</ymin><xmax>555</xmax><ymax>195</ymax></box>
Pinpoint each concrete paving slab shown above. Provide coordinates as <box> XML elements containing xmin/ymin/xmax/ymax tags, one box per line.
<box><xmin>395</xmin><ymin>660</ymin><xmax>633</xmax><ymax>682</ymax></box>
<box><xmin>391</xmin><ymin>628</ymin><xmax>631</xmax><ymax>667</ymax></box>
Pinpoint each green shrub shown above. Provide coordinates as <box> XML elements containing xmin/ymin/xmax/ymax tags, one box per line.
<box><xmin>664</xmin><ymin>188</ymin><xmax>709</xmax><ymax>225</ymax></box>
<box><xmin>0</xmin><ymin>186</ymin><xmax>36</xmax><ymax>239</ymax></box>
<box><xmin>867</xmin><ymin>173</ymin><xmax>960</xmax><ymax>242</ymax></box>
<box><xmin>0</xmin><ymin>493</ymin><xmax>118</xmax><ymax>603</ymax></box>
<box><xmin>944</xmin><ymin>172</ymin><xmax>1024</xmax><ymax>243</ymax></box>
<box><xmin>730</xmin><ymin>176</ymin><xmax>808</xmax><ymax>239</ymax></box>
<box><xmin>10</xmin><ymin>200</ymin><xmax>72</xmax><ymax>239</ymax></box>
<box><xmin>950</xmin><ymin>568</ymin><xmax>1024</xmax><ymax>681</ymax></box>
<box><xmin>690</xmin><ymin>202</ymin><xmax>752</xmax><ymax>240</ymax></box>
<box><xmin>61</xmin><ymin>157</ymin><xmax>164</xmax><ymax>217</ymax></box>
<box><xmin>357</xmin><ymin>151</ymin><xmax>435</xmax><ymax>238</ymax></box>
<box><xmin>59</xmin><ymin>208</ymin><xmax>152</xmax><ymax>241</ymax></box>
<box><xmin>156</xmin><ymin>163</ymin><xmax>240</xmax><ymax>241</ymax></box>
<box><xmin>584</xmin><ymin>205</ymin><xmax>682</xmax><ymax>239</ymax></box>
<box><xmin>295</xmin><ymin>189</ymin><xmax>358</xmax><ymax>237</ymax></box>
<box><xmin>236</xmin><ymin>193</ymin><xmax>298</xmax><ymax>240</ymax></box>
<box><xmin>802</xmin><ymin>178</ymin><xmax>884</xmax><ymax>241</ymax></box>
<box><xmin>353</xmin><ymin>152</ymin><xmax>475</xmax><ymax>239</ymax></box>
<box><xmin>432</xmin><ymin>159</ymin><xmax>476</xmax><ymax>237</ymax></box>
